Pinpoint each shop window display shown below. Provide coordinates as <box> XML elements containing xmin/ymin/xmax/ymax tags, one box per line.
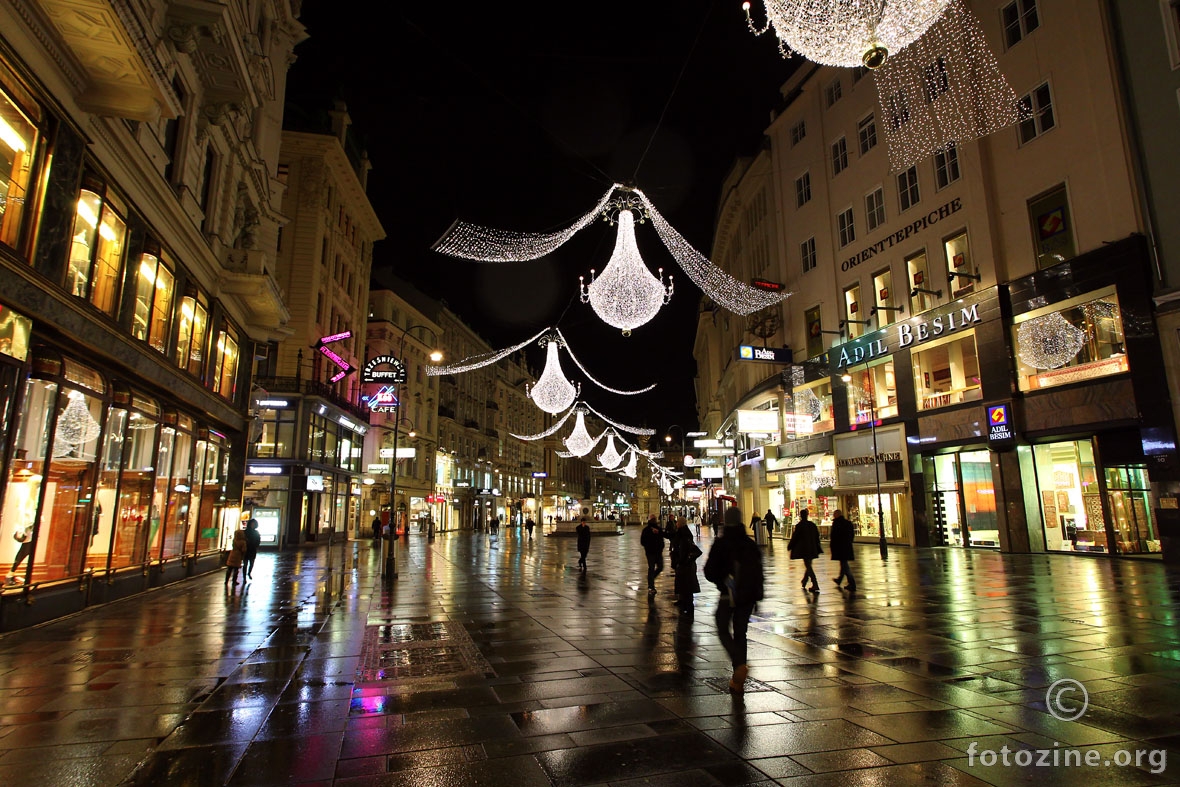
<box><xmin>1032</xmin><ymin>440</ymin><xmax>1104</xmax><ymax>552</ymax></box>
<box><xmin>1</xmin><ymin>378</ymin><xmax>57</xmax><ymax>584</ymax></box>
<box><xmin>1013</xmin><ymin>288</ymin><xmax>1127</xmax><ymax>392</ymax></box>
<box><xmin>1105</xmin><ymin>466</ymin><xmax>1159</xmax><ymax>554</ymax></box>
<box><xmin>67</xmin><ymin>178</ymin><xmax>127</xmax><ymax>316</ymax></box>
<box><xmin>251</xmin><ymin>405</ymin><xmax>296</xmax><ymax>459</ymax></box>
<box><xmin>0</xmin><ymin>81</ymin><xmax>40</xmax><ymax>251</ymax></box>
<box><xmin>159</xmin><ymin>424</ymin><xmax>193</xmax><ymax>560</ymax></box>
<box><xmin>212</xmin><ymin>326</ymin><xmax>239</xmax><ymax>400</ymax></box>
<box><xmin>131</xmin><ymin>250</ymin><xmax>175</xmax><ymax>353</ymax></box>
<box><xmin>108</xmin><ymin>401</ymin><xmax>158</xmax><ymax>569</ymax></box>
<box><xmin>844</xmin><ymin>358</ymin><xmax>898</xmax><ymax>425</ymax></box>
<box><xmin>190</xmin><ymin>435</ymin><xmax>228</xmax><ymax>554</ymax></box>
<box><xmin>944</xmin><ymin>230</ymin><xmax>975</xmax><ymax>297</ymax></box>
<box><xmin>175</xmin><ymin>291</ymin><xmax>209</xmax><ymax>377</ymax></box>
<box><xmin>790</xmin><ymin>379</ymin><xmax>834</xmax><ymax>436</ymax></box>
<box><xmin>912</xmin><ymin>332</ymin><xmax>982</xmax><ymax>410</ymax></box>
<box><xmin>907</xmin><ymin>250</ymin><xmax>938</xmax><ymax>315</ymax></box>
<box><xmin>838</xmin><ymin>491</ymin><xmax>907</xmax><ymax>541</ymax></box>
<box><xmin>924</xmin><ymin>451</ymin><xmax>997</xmax><ymax>547</ymax></box>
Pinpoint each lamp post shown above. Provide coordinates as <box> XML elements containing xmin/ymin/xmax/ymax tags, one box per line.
<box><xmin>842</xmin><ymin>363</ymin><xmax>889</xmax><ymax>560</ymax></box>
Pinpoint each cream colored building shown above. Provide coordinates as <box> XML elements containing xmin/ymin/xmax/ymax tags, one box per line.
<box><xmin>697</xmin><ymin>0</ymin><xmax>1178</xmax><ymax>560</ymax></box>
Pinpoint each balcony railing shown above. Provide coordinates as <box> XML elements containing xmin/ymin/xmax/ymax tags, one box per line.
<box><xmin>254</xmin><ymin>377</ymin><xmax>370</xmax><ymax>423</ymax></box>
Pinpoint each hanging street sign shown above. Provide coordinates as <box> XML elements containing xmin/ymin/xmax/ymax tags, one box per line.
<box><xmin>362</xmin><ymin>355</ymin><xmax>408</xmax><ymax>384</ymax></box>
<box><xmin>738</xmin><ymin>345</ymin><xmax>793</xmax><ymax>363</ymax></box>
<box><xmin>751</xmin><ymin>277</ymin><xmax>785</xmax><ymax>292</ymax></box>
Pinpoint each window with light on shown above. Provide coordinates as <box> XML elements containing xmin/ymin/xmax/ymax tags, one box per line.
<box><xmin>1012</xmin><ymin>287</ymin><xmax>1127</xmax><ymax>392</ymax></box>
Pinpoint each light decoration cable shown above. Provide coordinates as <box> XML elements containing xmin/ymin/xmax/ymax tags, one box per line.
<box><xmin>509</xmin><ymin>404</ymin><xmax>578</xmax><ymax>441</ymax></box>
<box><xmin>528</xmin><ymin>336</ymin><xmax>579</xmax><ymax>414</ymax></box>
<box><xmin>554</xmin><ymin>328</ymin><xmax>656</xmax><ymax>395</ymax></box>
<box><xmin>427</xmin><ymin>327</ymin><xmax>549</xmax><ymax>376</ymax></box>
<box><xmin>581</xmin><ymin>401</ymin><xmax>655</xmax><ymax>436</ymax></box>
<box><xmin>597</xmin><ymin>431</ymin><xmax>624</xmax><ymax>470</ymax></box>
<box><xmin>1016</xmin><ymin>312</ymin><xmax>1086</xmax><ymax>370</ymax></box>
<box><xmin>871</xmin><ymin>0</ymin><xmax>1027</xmax><ymax>171</ymax></box>
<box><xmin>433</xmin><ymin>184</ymin><xmax>790</xmax><ymax>316</ymax></box>
<box><xmin>579</xmin><ymin>208</ymin><xmax>672</xmax><ymax>336</ymax></box>
<box><xmin>742</xmin><ymin>0</ymin><xmax>953</xmax><ymax>69</ymax></box>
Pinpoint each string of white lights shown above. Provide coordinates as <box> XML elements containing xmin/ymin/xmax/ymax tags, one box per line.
<box><xmin>636</xmin><ymin>190</ymin><xmax>790</xmax><ymax>315</ymax></box>
<box><xmin>582</xmin><ymin>402</ymin><xmax>655</xmax><ymax>436</ymax></box>
<box><xmin>427</xmin><ymin>327</ymin><xmax>549</xmax><ymax>376</ymax></box>
<box><xmin>743</xmin><ymin>0</ymin><xmax>952</xmax><ymax>69</ymax></box>
<box><xmin>509</xmin><ymin>403</ymin><xmax>577</xmax><ymax>441</ymax></box>
<box><xmin>873</xmin><ymin>0</ymin><xmax>1026</xmax><ymax>171</ymax></box>
<box><xmin>432</xmin><ymin>189</ymin><xmax>615</xmax><ymax>262</ymax></box>
<box><xmin>554</xmin><ymin>328</ymin><xmax>656</xmax><ymax>395</ymax></box>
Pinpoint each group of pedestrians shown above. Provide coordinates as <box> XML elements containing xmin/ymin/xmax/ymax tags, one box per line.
<box><xmin>786</xmin><ymin>508</ymin><xmax>856</xmax><ymax>592</ymax></box>
<box><xmin>224</xmin><ymin>519</ymin><xmax>261</xmax><ymax>589</ymax></box>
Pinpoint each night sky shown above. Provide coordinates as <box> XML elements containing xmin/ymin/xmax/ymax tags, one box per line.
<box><xmin>285</xmin><ymin>1</ymin><xmax>798</xmax><ymax>437</ymax></box>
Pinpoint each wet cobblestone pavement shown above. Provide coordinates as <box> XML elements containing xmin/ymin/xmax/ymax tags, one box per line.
<box><xmin>1</xmin><ymin>528</ymin><xmax>1179</xmax><ymax>785</ymax></box>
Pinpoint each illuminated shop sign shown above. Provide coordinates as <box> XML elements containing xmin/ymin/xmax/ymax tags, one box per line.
<box><xmin>831</xmin><ymin>290</ymin><xmax>990</xmax><ymax>371</ymax></box>
<box><xmin>247</xmin><ymin>465</ymin><xmax>283</xmax><ymax>475</ymax></box>
<box><xmin>531</xmin><ymin>471</ymin><xmax>548</xmax><ymax>478</ymax></box>
<box><xmin>362</xmin><ymin>355</ymin><xmax>408</xmax><ymax>384</ymax></box>
<box><xmin>836</xmin><ymin>453</ymin><xmax>902</xmax><ymax>466</ymax></box>
<box><xmin>369</xmin><ymin>386</ymin><xmax>398</xmax><ymax>413</ymax></box>
<box><xmin>739</xmin><ymin>446</ymin><xmax>765</xmax><ymax>466</ymax></box>
<box><xmin>738</xmin><ymin>345</ymin><xmax>792</xmax><ymax>363</ymax></box>
<box><xmin>318</xmin><ymin>330</ymin><xmax>352</xmax><ymax>345</ymax></box>
<box><xmin>841</xmin><ymin>197</ymin><xmax>963</xmax><ymax>272</ymax></box>
<box><xmin>736</xmin><ymin>409</ymin><xmax>778</xmax><ymax>433</ymax></box>
<box><xmin>751</xmin><ymin>278</ymin><xmax>785</xmax><ymax>292</ymax></box>
<box><xmin>255</xmin><ymin>399</ymin><xmax>290</xmax><ymax>408</ymax></box>
<box><xmin>987</xmin><ymin>403</ymin><xmax>1015</xmax><ymax>447</ymax></box>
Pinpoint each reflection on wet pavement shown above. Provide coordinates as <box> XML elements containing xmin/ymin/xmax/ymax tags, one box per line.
<box><xmin>0</xmin><ymin>529</ymin><xmax>1177</xmax><ymax>784</ymax></box>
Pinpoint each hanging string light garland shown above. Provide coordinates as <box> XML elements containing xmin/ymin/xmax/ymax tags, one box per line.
<box><xmin>433</xmin><ymin>184</ymin><xmax>790</xmax><ymax>317</ymax></box>
<box><xmin>553</xmin><ymin>328</ymin><xmax>655</xmax><ymax>396</ymax></box>
<box><xmin>872</xmin><ymin>0</ymin><xmax>1027</xmax><ymax>171</ymax></box>
<box><xmin>427</xmin><ymin>327</ymin><xmax>549</xmax><ymax>376</ymax></box>
<box><xmin>1016</xmin><ymin>312</ymin><xmax>1086</xmax><ymax>370</ymax></box>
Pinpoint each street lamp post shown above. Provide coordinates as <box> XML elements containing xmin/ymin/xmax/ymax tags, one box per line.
<box><xmin>842</xmin><ymin>363</ymin><xmax>889</xmax><ymax>560</ymax></box>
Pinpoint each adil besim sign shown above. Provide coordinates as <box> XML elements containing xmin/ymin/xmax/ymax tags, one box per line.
<box><xmin>831</xmin><ymin>289</ymin><xmax>990</xmax><ymax>371</ymax></box>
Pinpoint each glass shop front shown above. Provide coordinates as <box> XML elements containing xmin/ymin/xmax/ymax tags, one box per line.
<box><xmin>832</xmin><ymin>426</ymin><xmax>911</xmax><ymax>544</ymax></box>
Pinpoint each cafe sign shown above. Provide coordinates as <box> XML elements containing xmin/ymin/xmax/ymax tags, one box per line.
<box><xmin>830</xmin><ymin>288</ymin><xmax>992</xmax><ymax>372</ymax></box>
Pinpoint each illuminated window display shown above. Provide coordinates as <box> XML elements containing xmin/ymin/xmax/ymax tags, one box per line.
<box><xmin>912</xmin><ymin>332</ymin><xmax>982</xmax><ymax>410</ymax></box>
<box><xmin>175</xmin><ymin>290</ymin><xmax>209</xmax><ymax>377</ymax></box>
<box><xmin>67</xmin><ymin>175</ymin><xmax>127</xmax><ymax>316</ymax></box>
<box><xmin>1032</xmin><ymin>440</ymin><xmax>1103</xmax><ymax>553</ymax></box>
<box><xmin>844</xmin><ymin>358</ymin><xmax>898</xmax><ymax>425</ymax></box>
<box><xmin>0</xmin><ymin>80</ymin><xmax>40</xmax><ymax>251</ymax></box>
<box><xmin>873</xmin><ymin>268</ymin><xmax>897</xmax><ymax>327</ymax></box>
<box><xmin>790</xmin><ymin>378</ymin><xmax>834</xmax><ymax>436</ymax></box>
<box><xmin>190</xmin><ymin>432</ymin><xmax>229</xmax><ymax>554</ymax></box>
<box><xmin>833</xmin><ymin>427</ymin><xmax>909</xmax><ymax>542</ymax></box>
<box><xmin>158</xmin><ymin>417</ymin><xmax>194</xmax><ymax>561</ymax></box>
<box><xmin>907</xmin><ymin>250</ymin><xmax>938</xmax><ymax>315</ymax></box>
<box><xmin>945</xmin><ymin>230</ymin><xmax>975</xmax><ymax>297</ymax></box>
<box><xmin>109</xmin><ymin>396</ymin><xmax>159</xmax><ymax>569</ymax></box>
<box><xmin>251</xmin><ymin>404</ymin><xmax>296</xmax><ymax>459</ymax></box>
<box><xmin>131</xmin><ymin>249</ymin><xmax>175</xmax><ymax>353</ymax></box>
<box><xmin>1104</xmin><ymin>466</ymin><xmax>1159</xmax><ymax>554</ymax></box>
<box><xmin>1013</xmin><ymin>287</ymin><xmax>1127</xmax><ymax>392</ymax></box>
<box><xmin>923</xmin><ymin>451</ymin><xmax>997</xmax><ymax>547</ymax></box>
<box><xmin>212</xmin><ymin>325</ymin><xmax>239</xmax><ymax>400</ymax></box>
<box><xmin>844</xmin><ymin>284</ymin><xmax>865</xmax><ymax>339</ymax></box>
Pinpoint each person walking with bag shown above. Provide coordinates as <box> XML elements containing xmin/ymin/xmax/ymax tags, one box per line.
<box><xmin>703</xmin><ymin>506</ymin><xmax>764</xmax><ymax>693</ymax></box>
<box><xmin>225</xmin><ymin>527</ymin><xmax>247</xmax><ymax>588</ymax></box>
<box><xmin>763</xmin><ymin>509</ymin><xmax>778</xmax><ymax>537</ymax></box>
<box><xmin>830</xmin><ymin>510</ymin><xmax>857</xmax><ymax>591</ymax></box>
<box><xmin>641</xmin><ymin>515</ymin><xmax>665</xmax><ymax>595</ymax></box>
<box><xmin>787</xmin><ymin>508</ymin><xmax>822</xmax><ymax>593</ymax></box>
<box><xmin>672</xmin><ymin>516</ymin><xmax>701</xmax><ymax>613</ymax></box>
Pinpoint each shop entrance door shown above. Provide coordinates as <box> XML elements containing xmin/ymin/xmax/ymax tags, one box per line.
<box><xmin>923</xmin><ymin>451</ymin><xmax>998</xmax><ymax>547</ymax></box>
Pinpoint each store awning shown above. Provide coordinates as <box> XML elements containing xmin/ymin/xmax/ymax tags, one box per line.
<box><xmin>768</xmin><ymin>452</ymin><xmax>828</xmax><ymax>475</ymax></box>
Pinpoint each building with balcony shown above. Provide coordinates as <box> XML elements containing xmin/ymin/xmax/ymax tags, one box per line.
<box><xmin>695</xmin><ymin>0</ymin><xmax>1179</xmax><ymax>561</ymax></box>
<box><xmin>245</xmin><ymin>103</ymin><xmax>384</xmax><ymax>546</ymax></box>
<box><xmin>0</xmin><ymin>0</ymin><xmax>304</xmax><ymax>629</ymax></box>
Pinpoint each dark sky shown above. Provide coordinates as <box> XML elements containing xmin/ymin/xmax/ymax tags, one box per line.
<box><xmin>285</xmin><ymin>1</ymin><xmax>797</xmax><ymax>437</ymax></box>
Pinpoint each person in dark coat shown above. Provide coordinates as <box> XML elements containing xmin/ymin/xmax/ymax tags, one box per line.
<box><xmin>575</xmin><ymin>518</ymin><xmax>591</xmax><ymax>570</ymax></box>
<box><xmin>829</xmin><ymin>510</ymin><xmax>856</xmax><ymax>591</ymax></box>
<box><xmin>787</xmin><ymin>508</ymin><xmax>822</xmax><ymax>593</ymax></box>
<box><xmin>525</xmin><ymin>517</ymin><xmax>535</xmax><ymax>539</ymax></box>
<box><xmin>641</xmin><ymin>516</ymin><xmax>665</xmax><ymax>594</ymax></box>
<box><xmin>370</xmin><ymin>516</ymin><xmax>382</xmax><ymax>543</ymax></box>
<box><xmin>244</xmin><ymin>518</ymin><xmax>261</xmax><ymax>580</ymax></box>
<box><xmin>664</xmin><ymin>516</ymin><xmax>679</xmax><ymax>572</ymax></box>
<box><xmin>672</xmin><ymin>517</ymin><xmax>702</xmax><ymax>613</ymax></box>
<box><xmin>703</xmin><ymin>506</ymin><xmax>764</xmax><ymax>693</ymax></box>
<box><xmin>763</xmin><ymin>509</ymin><xmax>778</xmax><ymax>537</ymax></box>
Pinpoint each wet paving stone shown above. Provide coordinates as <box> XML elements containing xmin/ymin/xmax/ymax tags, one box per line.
<box><xmin>0</xmin><ymin>537</ymin><xmax>1176</xmax><ymax>783</ymax></box>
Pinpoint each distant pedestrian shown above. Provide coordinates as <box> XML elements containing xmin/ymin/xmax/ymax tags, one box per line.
<box><xmin>225</xmin><ymin>527</ymin><xmax>247</xmax><ymax>587</ymax></box>
<box><xmin>750</xmin><ymin>514</ymin><xmax>762</xmax><ymax>544</ymax></box>
<box><xmin>641</xmin><ymin>515</ymin><xmax>665</xmax><ymax>594</ymax></box>
<box><xmin>576</xmin><ymin>518</ymin><xmax>591</xmax><ymax>570</ymax></box>
<box><xmin>710</xmin><ymin>508</ymin><xmax>722</xmax><ymax>538</ymax></box>
<box><xmin>692</xmin><ymin>510</ymin><xmax>702</xmax><ymax>540</ymax></box>
<box><xmin>830</xmin><ymin>510</ymin><xmax>856</xmax><ymax>591</ymax></box>
<box><xmin>788</xmin><ymin>508</ymin><xmax>822</xmax><ymax>593</ymax></box>
<box><xmin>489</xmin><ymin>516</ymin><xmax>499</xmax><ymax>539</ymax></box>
<box><xmin>764</xmin><ymin>509</ymin><xmax>778</xmax><ymax>537</ymax></box>
<box><xmin>525</xmin><ymin>517</ymin><xmax>535</xmax><ymax>539</ymax></box>
<box><xmin>370</xmin><ymin>515</ymin><xmax>382</xmax><ymax>543</ymax></box>
<box><xmin>703</xmin><ymin>506</ymin><xmax>764</xmax><ymax>693</ymax></box>
<box><xmin>664</xmin><ymin>516</ymin><xmax>679</xmax><ymax>573</ymax></box>
<box><xmin>673</xmin><ymin>517</ymin><xmax>702</xmax><ymax>613</ymax></box>
<box><xmin>244</xmin><ymin>519</ymin><xmax>261</xmax><ymax>580</ymax></box>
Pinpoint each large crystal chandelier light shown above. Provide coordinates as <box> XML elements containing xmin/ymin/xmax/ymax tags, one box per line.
<box><xmin>1017</xmin><ymin>312</ymin><xmax>1086</xmax><ymax>370</ymax></box>
<box><xmin>564</xmin><ymin>409</ymin><xmax>599</xmax><ymax>457</ymax></box>
<box><xmin>579</xmin><ymin>209</ymin><xmax>672</xmax><ymax>336</ymax></box>
<box><xmin>597</xmin><ymin>432</ymin><xmax>624</xmax><ymax>470</ymax></box>
<box><xmin>527</xmin><ymin>336</ymin><xmax>579</xmax><ymax>414</ymax></box>
<box><xmin>744</xmin><ymin>0</ymin><xmax>953</xmax><ymax>69</ymax></box>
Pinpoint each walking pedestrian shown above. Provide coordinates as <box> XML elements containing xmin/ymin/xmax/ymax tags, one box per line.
<box><xmin>763</xmin><ymin>509</ymin><xmax>778</xmax><ymax>537</ymax></box>
<box><xmin>830</xmin><ymin>510</ymin><xmax>857</xmax><ymax>591</ymax></box>
<box><xmin>525</xmin><ymin>517</ymin><xmax>535</xmax><ymax>539</ymax></box>
<box><xmin>225</xmin><ymin>527</ymin><xmax>247</xmax><ymax>588</ymax></box>
<box><xmin>641</xmin><ymin>515</ymin><xmax>665</xmax><ymax>594</ymax></box>
<box><xmin>243</xmin><ymin>518</ymin><xmax>261</xmax><ymax>580</ymax></box>
<box><xmin>370</xmin><ymin>515</ymin><xmax>382</xmax><ymax>543</ymax></box>
<box><xmin>787</xmin><ymin>508</ymin><xmax>822</xmax><ymax>593</ymax></box>
<box><xmin>575</xmin><ymin>518</ymin><xmax>591</xmax><ymax>570</ymax></box>
<box><xmin>673</xmin><ymin>517</ymin><xmax>702</xmax><ymax>613</ymax></box>
<box><xmin>709</xmin><ymin>508</ymin><xmax>722</xmax><ymax>538</ymax></box>
<box><xmin>750</xmin><ymin>514</ymin><xmax>762</xmax><ymax>545</ymax></box>
<box><xmin>703</xmin><ymin>506</ymin><xmax>764</xmax><ymax>693</ymax></box>
<box><xmin>664</xmin><ymin>516</ymin><xmax>679</xmax><ymax>575</ymax></box>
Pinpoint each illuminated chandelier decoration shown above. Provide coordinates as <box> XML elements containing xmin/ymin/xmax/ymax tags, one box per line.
<box><xmin>744</xmin><ymin>0</ymin><xmax>1027</xmax><ymax>172</ymax></box>
<box><xmin>528</xmin><ymin>336</ymin><xmax>579</xmax><ymax>414</ymax></box>
<box><xmin>579</xmin><ymin>207</ymin><xmax>672</xmax><ymax>336</ymax></box>
<box><xmin>1017</xmin><ymin>312</ymin><xmax>1086</xmax><ymax>370</ymax></box>
<box><xmin>54</xmin><ymin>390</ymin><xmax>102</xmax><ymax>458</ymax></box>
<box><xmin>564</xmin><ymin>409</ymin><xmax>600</xmax><ymax>457</ymax></box>
<box><xmin>871</xmin><ymin>0</ymin><xmax>1028</xmax><ymax>171</ymax></box>
<box><xmin>433</xmin><ymin>184</ymin><xmax>789</xmax><ymax>319</ymax></box>
<box><xmin>511</xmin><ymin>401</ymin><xmax>654</xmax><ymax>452</ymax></box>
<box><xmin>743</xmin><ymin>0</ymin><xmax>952</xmax><ymax>69</ymax></box>
<box><xmin>596</xmin><ymin>431</ymin><xmax>624</xmax><ymax>470</ymax></box>
<box><xmin>428</xmin><ymin>326</ymin><xmax>655</xmax><ymax>406</ymax></box>
<box><xmin>616</xmin><ymin>448</ymin><xmax>639</xmax><ymax>478</ymax></box>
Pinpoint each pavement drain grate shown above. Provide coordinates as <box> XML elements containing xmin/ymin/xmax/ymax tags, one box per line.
<box><xmin>701</xmin><ymin>676</ymin><xmax>775</xmax><ymax>694</ymax></box>
<box><xmin>357</xmin><ymin>621</ymin><xmax>494</xmax><ymax>683</ymax></box>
